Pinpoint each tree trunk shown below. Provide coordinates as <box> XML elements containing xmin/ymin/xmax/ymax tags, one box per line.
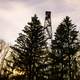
<box><xmin>69</xmin><ymin>55</ymin><xmax>71</xmax><ymax>80</ymax></box>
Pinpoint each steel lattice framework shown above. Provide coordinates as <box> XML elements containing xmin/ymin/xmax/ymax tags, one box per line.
<box><xmin>44</xmin><ymin>11</ymin><xmax>52</xmax><ymax>49</ymax></box>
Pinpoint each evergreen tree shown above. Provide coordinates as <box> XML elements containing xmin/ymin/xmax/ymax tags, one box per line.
<box><xmin>11</xmin><ymin>15</ymin><xmax>48</xmax><ymax>80</ymax></box>
<box><xmin>51</xmin><ymin>16</ymin><xmax>80</xmax><ymax>80</ymax></box>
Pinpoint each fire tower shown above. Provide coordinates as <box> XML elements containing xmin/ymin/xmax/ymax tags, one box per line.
<box><xmin>44</xmin><ymin>11</ymin><xmax>52</xmax><ymax>49</ymax></box>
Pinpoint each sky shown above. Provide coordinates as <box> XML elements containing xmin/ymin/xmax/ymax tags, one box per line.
<box><xmin>0</xmin><ymin>0</ymin><xmax>80</xmax><ymax>44</ymax></box>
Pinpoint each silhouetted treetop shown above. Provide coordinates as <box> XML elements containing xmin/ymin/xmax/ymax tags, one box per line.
<box><xmin>11</xmin><ymin>14</ymin><xmax>48</xmax><ymax>80</ymax></box>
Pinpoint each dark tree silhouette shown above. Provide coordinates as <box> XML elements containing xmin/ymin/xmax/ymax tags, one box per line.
<box><xmin>51</xmin><ymin>16</ymin><xmax>80</xmax><ymax>80</ymax></box>
<box><xmin>11</xmin><ymin>15</ymin><xmax>48</xmax><ymax>80</ymax></box>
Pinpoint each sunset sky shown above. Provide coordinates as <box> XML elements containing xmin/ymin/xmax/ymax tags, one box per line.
<box><xmin>0</xmin><ymin>0</ymin><xmax>80</xmax><ymax>44</ymax></box>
